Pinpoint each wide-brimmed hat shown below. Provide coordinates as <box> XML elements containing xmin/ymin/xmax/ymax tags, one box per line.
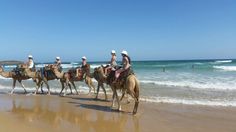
<box><xmin>28</xmin><ymin>55</ymin><xmax>33</xmax><ymax>59</ymax></box>
<box><xmin>121</xmin><ymin>50</ymin><xmax>128</xmax><ymax>56</ymax></box>
<box><xmin>82</xmin><ymin>56</ymin><xmax>87</xmax><ymax>60</ymax></box>
<box><xmin>111</xmin><ymin>50</ymin><xmax>116</xmax><ymax>54</ymax></box>
<box><xmin>56</xmin><ymin>57</ymin><xmax>60</xmax><ymax>60</ymax></box>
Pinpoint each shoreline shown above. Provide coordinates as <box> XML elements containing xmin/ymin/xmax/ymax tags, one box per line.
<box><xmin>0</xmin><ymin>93</ymin><xmax>236</xmax><ymax>132</ymax></box>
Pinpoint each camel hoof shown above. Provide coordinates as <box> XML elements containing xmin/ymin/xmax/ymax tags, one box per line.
<box><xmin>118</xmin><ymin>106</ymin><xmax>122</xmax><ymax>111</ymax></box>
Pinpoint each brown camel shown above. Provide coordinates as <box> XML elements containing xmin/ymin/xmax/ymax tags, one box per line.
<box><xmin>49</xmin><ymin>65</ymin><xmax>77</xmax><ymax>96</ymax></box>
<box><xmin>50</xmin><ymin>65</ymin><xmax>95</xmax><ymax>96</ymax></box>
<box><xmin>93</xmin><ymin>67</ymin><xmax>109</xmax><ymax>100</ymax></box>
<box><xmin>94</xmin><ymin>67</ymin><xmax>140</xmax><ymax>114</ymax></box>
<box><xmin>0</xmin><ymin>65</ymin><xmax>29</xmax><ymax>94</ymax></box>
<box><xmin>22</xmin><ymin>65</ymin><xmax>62</xmax><ymax>95</ymax></box>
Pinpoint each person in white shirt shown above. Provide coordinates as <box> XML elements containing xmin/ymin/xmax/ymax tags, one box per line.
<box><xmin>27</xmin><ymin>55</ymin><xmax>35</xmax><ymax>71</ymax></box>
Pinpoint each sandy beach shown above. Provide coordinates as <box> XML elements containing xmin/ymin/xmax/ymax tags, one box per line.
<box><xmin>0</xmin><ymin>93</ymin><xmax>235</xmax><ymax>132</ymax></box>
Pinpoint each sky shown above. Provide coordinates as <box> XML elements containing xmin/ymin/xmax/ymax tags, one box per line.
<box><xmin>0</xmin><ymin>0</ymin><xmax>236</xmax><ymax>62</ymax></box>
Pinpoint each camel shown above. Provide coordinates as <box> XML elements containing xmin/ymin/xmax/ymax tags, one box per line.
<box><xmin>50</xmin><ymin>65</ymin><xmax>95</xmax><ymax>96</ymax></box>
<box><xmin>21</xmin><ymin>65</ymin><xmax>61</xmax><ymax>95</ymax></box>
<box><xmin>49</xmin><ymin>65</ymin><xmax>77</xmax><ymax>96</ymax></box>
<box><xmin>94</xmin><ymin>67</ymin><xmax>140</xmax><ymax>114</ymax></box>
<box><xmin>93</xmin><ymin>67</ymin><xmax>108</xmax><ymax>100</ymax></box>
<box><xmin>0</xmin><ymin>65</ymin><xmax>30</xmax><ymax>94</ymax></box>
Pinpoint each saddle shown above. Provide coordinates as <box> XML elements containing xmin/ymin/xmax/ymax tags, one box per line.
<box><xmin>40</xmin><ymin>67</ymin><xmax>56</xmax><ymax>79</ymax></box>
<box><xmin>68</xmin><ymin>68</ymin><xmax>84</xmax><ymax>80</ymax></box>
<box><xmin>107</xmin><ymin>67</ymin><xmax>134</xmax><ymax>86</ymax></box>
<box><xmin>12</xmin><ymin>66</ymin><xmax>25</xmax><ymax>77</ymax></box>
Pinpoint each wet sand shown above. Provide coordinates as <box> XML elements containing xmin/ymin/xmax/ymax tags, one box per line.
<box><xmin>0</xmin><ymin>93</ymin><xmax>236</xmax><ymax>132</ymax></box>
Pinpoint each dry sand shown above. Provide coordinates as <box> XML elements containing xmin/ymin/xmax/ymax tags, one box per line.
<box><xmin>0</xmin><ymin>93</ymin><xmax>236</xmax><ymax>132</ymax></box>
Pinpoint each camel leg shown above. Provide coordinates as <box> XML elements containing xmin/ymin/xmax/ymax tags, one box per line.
<box><xmin>68</xmin><ymin>82</ymin><xmax>73</xmax><ymax>94</ymax></box>
<box><xmin>126</xmin><ymin>78</ymin><xmax>140</xmax><ymax>114</ymax></box>
<box><xmin>101</xmin><ymin>83</ymin><xmax>107</xmax><ymax>100</ymax></box>
<box><xmin>63</xmin><ymin>83</ymin><xmax>69</xmax><ymax>96</ymax></box>
<box><xmin>95</xmin><ymin>82</ymin><xmax>101</xmax><ymax>99</ymax></box>
<box><xmin>10</xmin><ymin>79</ymin><xmax>16</xmax><ymax>94</ymax></box>
<box><xmin>34</xmin><ymin>81</ymin><xmax>41</xmax><ymax>95</ymax></box>
<box><xmin>129</xmin><ymin>90</ymin><xmax>139</xmax><ymax>114</ymax></box>
<box><xmin>86</xmin><ymin>77</ymin><xmax>95</xmax><ymax>95</ymax></box>
<box><xmin>120</xmin><ymin>90</ymin><xmax>130</xmax><ymax>104</ymax></box>
<box><xmin>111</xmin><ymin>87</ymin><xmax>116</xmax><ymax>108</ymax></box>
<box><xmin>18</xmin><ymin>80</ymin><xmax>27</xmax><ymax>94</ymax></box>
<box><xmin>59</xmin><ymin>81</ymin><xmax>65</xmax><ymax>96</ymax></box>
<box><xmin>40</xmin><ymin>82</ymin><xmax>44</xmax><ymax>94</ymax></box>
<box><xmin>44</xmin><ymin>79</ymin><xmax>50</xmax><ymax>95</ymax></box>
<box><xmin>120</xmin><ymin>91</ymin><xmax>125</xmax><ymax>102</ymax></box>
<box><xmin>114</xmin><ymin>89</ymin><xmax>121</xmax><ymax>111</ymax></box>
<box><xmin>85</xmin><ymin>78</ymin><xmax>91</xmax><ymax>95</ymax></box>
<box><xmin>71</xmin><ymin>82</ymin><xmax>78</xmax><ymax>95</ymax></box>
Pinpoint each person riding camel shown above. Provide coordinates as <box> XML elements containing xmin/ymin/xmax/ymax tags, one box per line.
<box><xmin>114</xmin><ymin>50</ymin><xmax>131</xmax><ymax>82</ymax></box>
<box><xmin>104</xmin><ymin>50</ymin><xmax>117</xmax><ymax>76</ymax></box>
<box><xmin>27</xmin><ymin>55</ymin><xmax>35</xmax><ymax>71</ymax></box>
<box><xmin>55</xmin><ymin>57</ymin><xmax>62</xmax><ymax>72</ymax></box>
<box><xmin>75</xmin><ymin>56</ymin><xmax>90</xmax><ymax>79</ymax></box>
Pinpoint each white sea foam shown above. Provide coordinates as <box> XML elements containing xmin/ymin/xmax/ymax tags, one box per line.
<box><xmin>4</xmin><ymin>65</ymin><xmax>17</xmax><ymax>68</ymax></box>
<box><xmin>140</xmin><ymin>96</ymin><xmax>236</xmax><ymax>107</ymax></box>
<box><xmin>213</xmin><ymin>66</ymin><xmax>236</xmax><ymax>71</ymax></box>
<box><xmin>0</xmin><ymin>76</ymin><xmax>11</xmax><ymax>80</ymax></box>
<box><xmin>90</xmin><ymin>64</ymin><xmax>103</xmax><ymax>69</ymax></box>
<box><xmin>215</xmin><ymin>60</ymin><xmax>232</xmax><ymax>63</ymax></box>
<box><xmin>140</xmin><ymin>80</ymin><xmax>236</xmax><ymax>90</ymax></box>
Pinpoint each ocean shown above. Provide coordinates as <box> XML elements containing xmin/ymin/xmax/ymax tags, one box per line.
<box><xmin>1</xmin><ymin>59</ymin><xmax>236</xmax><ymax>107</ymax></box>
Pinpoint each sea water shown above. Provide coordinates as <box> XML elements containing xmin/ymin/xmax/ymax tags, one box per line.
<box><xmin>1</xmin><ymin>59</ymin><xmax>236</xmax><ymax>107</ymax></box>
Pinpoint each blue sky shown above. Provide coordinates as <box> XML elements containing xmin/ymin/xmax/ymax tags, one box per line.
<box><xmin>0</xmin><ymin>0</ymin><xmax>236</xmax><ymax>62</ymax></box>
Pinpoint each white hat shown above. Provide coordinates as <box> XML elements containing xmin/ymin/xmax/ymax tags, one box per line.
<box><xmin>111</xmin><ymin>50</ymin><xmax>116</xmax><ymax>54</ymax></box>
<box><xmin>82</xmin><ymin>56</ymin><xmax>87</xmax><ymax>60</ymax></box>
<box><xmin>56</xmin><ymin>57</ymin><xmax>60</xmax><ymax>60</ymax></box>
<box><xmin>121</xmin><ymin>50</ymin><xmax>128</xmax><ymax>56</ymax></box>
<box><xmin>28</xmin><ymin>55</ymin><xmax>33</xmax><ymax>59</ymax></box>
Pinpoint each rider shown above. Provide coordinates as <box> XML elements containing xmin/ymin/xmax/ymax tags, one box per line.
<box><xmin>104</xmin><ymin>50</ymin><xmax>117</xmax><ymax>76</ymax></box>
<box><xmin>114</xmin><ymin>50</ymin><xmax>131</xmax><ymax>81</ymax></box>
<box><xmin>75</xmin><ymin>56</ymin><xmax>90</xmax><ymax>78</ymax></box>
<box><xmin>27</xmin><ymin>55</ymin><xmax>35</xmax><ymax>71</ymax></box>
<box><xmin>55</xmin><ymin>56</ymin><xmax>62</xmax><ymax>72</ymax></box>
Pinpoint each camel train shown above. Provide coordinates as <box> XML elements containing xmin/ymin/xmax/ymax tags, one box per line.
<box><xmin>0</xmin><ymin>51</ymin><xmax>140</xmax><ymax>114</ymax></box>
